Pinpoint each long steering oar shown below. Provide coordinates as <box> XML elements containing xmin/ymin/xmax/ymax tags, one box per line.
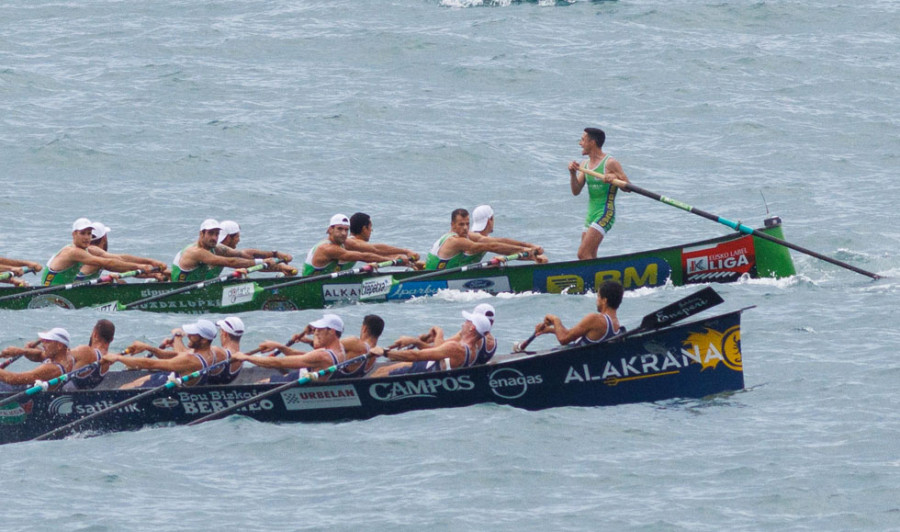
<box><xmin>31</xmin><ymin>358</ymin><xmax>229</xmax><ymax>442</ymax></box>
<box><xmin>121</xmin><ymin>261</ymin><xmax>278</xmax><ymax>310</ymax></box>
<box><xmin>0</xmin><ymin>267</ymin><xmax>156</xmax><ymax>303</ymax></box>
<box><xmin>0</xmin><ymin>266</ymin><xmax>35</xmax><ymax>283</ymax></box>
<box><xmin>580</xmin><ymin>167</ymin><xmax>881</xmax><ymax>280</ymax></box>
<box><xmin>360</xmin><ymin>251</ymin><xmax>532</xmax><ymax>301</ymax></box>
<box><xmin>513</xmin><ymin>286</ymin><xmax>725</xmax><ymax>353</ymax></box>
<box><xmin>261</xmin><ymin>258</ymin><xmax>405</xmax><ymax>293</ymax></box>
<box><xmin>187</xmin><ymin>354</ymin><xmax>369</xmax><ymax>426</ymax></box>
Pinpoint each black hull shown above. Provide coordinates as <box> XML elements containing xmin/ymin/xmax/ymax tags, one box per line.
<box><xmin>0</xmin><ymin>311</ymin><xmax>746</xmax><ymax>444</ymax></box>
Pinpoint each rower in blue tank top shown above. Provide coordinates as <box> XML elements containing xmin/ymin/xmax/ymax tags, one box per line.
<box><xmin>64</xmin><ymin>319</ymin><xmax>116</xmax><ymax>391</ymax></box>
<box><xmin>207</xmin><ymin>317</ymin><xmax>246</xmax><ymax>385</ymax></box>
<box><xmin>0</xmin><ymin>327</ymin><xmax>74</xmax><ymax>392</ymax></box>
<box><xmin>532</xmin><ymin>280</ymin><xmax>625</xmax><ymax>347</ymax></box>
<box><xmin>231</xmin><ymin>314</ymin><xmax>348</xmax><ymax>383</ymax></box>
<box><xmin>109</xmin><ymin>320</ymin><xmax>220</xmax><ymax>389</ymax></box>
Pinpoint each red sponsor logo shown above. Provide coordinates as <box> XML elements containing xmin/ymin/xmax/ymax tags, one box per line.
<box><xmin>682</xmin><ymin>236</ymin><xmax>756</xmax><ymax>283</ymax></box>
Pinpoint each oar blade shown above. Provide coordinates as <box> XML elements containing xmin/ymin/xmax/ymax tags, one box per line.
<box><xmin>637</xmin><ymin>286</ymin><xmax>724</xmax><ymax>331</ymax></box>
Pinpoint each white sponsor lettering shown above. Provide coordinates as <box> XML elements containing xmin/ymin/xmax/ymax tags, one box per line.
<box><xmin>221</xmin><ymin>282</ymin><xmax>256</xmax><ymax>307</ymax></box>
<box><xmin>488</xmin><ymin>367</ymin><xmax>543</xmax><ymax>400</ymax></box>
<box><xmin>280</xmin><ymin>385</ymin><xmax>361</xmax><ymax>410</ymax></box>
<box><xmin>322</xmin><ymin>284</ymin><xmax>362</xmax><ymax>302</ymax></box>
<box><xmin>178</xmin><ymin>390</ymin><xmax>275</xmax><ymax>414</ymax></box>
<box><xmin>358</xmin><ymin>276</ymin><xmax>393</xmax><ymax>300</ymax></box>
<box><xmin>370</xmin><ymin>375</ymin><xmax>475</xmax><ymax>401</ymax></box>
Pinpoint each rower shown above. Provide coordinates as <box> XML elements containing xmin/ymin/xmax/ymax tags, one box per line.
<box><xmin>301</xmin><ymin>214</ymin><xmax>411</xmax><ymax>276</ymax></box>
<box><xmin>0</xmin><ymin>328</ymin><xmax>75</xmax><ymax>392</ymax></box>
<box><xmin>206</xmin><ymin>316</ymin><xmax>246</xmax><ymax>385</ymax></box>
<box><xmin>389</xmin><ymin>303</ymin><xmax>498</xmax><ymax>365</ymax></box>
<box><xmin>216</xmin><ymin>220</ymin><xmax>296</xmax><ymax>276</ymax></box>
<box><xmin>533</xmin><ymin>280</ymin><xmax>625</xmax><ymax>346</ymax></box>
<box><xmin>367</xmin><ymin>311</ymin><xmax>491</xmax><ymax>377</ymax></box>
<box><xmin>232</xmin><ymin>313</ymin><xmax>348</xmax><ymax>381</ymax></box>
<box><xmin>347</xmin><ymin>212</ymin><xmax>422</xmax><ymax>269</ymax></box>
<box><xmin>75</xmin><ymin>222</ymin><xmax>169</xmax><ymax>282</ymax></box>
<box><xmin>63</xmin><ymin>319</ymin><xmax>116</xmax><ymax>390</ymax></box>
<box><xmin>109</xmin><ymin>320</ymin><xmax>219</xmax><ymax>389</ymax></box>
<box><xmin>170</xmin><ymin>219</ymin><xmax>280</xmax><ymax>282</ymax></box>
<box><xmin>41</xmin><ymin>218</ymin><xmax>158</xmax><ymax>286</ymax></box>
<box><xmin>0</xmin><ymin>257</ymin><xmax>43</xmax><ymax>287</ymax></box>
<box><xmin>467</xmin><ymin>205</ymin><xmax>548</xmax><ymax>264</ymax></box>
<box><xmin>423</xmin><ymin>208</ymin><xmax>541</xmax><ymax>270</ymax></box>
<box><xmin>288</xmin><ymin>314</ymin><xmax>385</xmax><ymax>380</ymax></box>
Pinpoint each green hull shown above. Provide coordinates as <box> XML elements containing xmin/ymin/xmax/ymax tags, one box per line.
<box><xmin>0</xmin><ymin>223</ymin><xmax>795</xmax><ymax>314</ymax></box>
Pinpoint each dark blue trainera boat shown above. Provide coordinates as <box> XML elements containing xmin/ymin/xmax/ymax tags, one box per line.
<box><xmin>0</xmin><ymin>309</ymin><xmax>746</xmax><ymax>444</ymax></box>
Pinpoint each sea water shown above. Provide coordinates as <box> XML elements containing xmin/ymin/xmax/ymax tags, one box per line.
<box><xmin>1</xmin><ymin>0</ymin><xmax>898</xmax><ymax>530</ymax></box>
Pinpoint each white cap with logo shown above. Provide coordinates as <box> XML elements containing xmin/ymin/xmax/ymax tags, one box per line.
<box><xmin>216</xmin><ymin>316</ymin><xmax>245</xmax><ymax>337</ymax></box>
<box><xmin>470</xmin><ymin>205</ymin><xmax>494</xmax><ymax>232</ymax></box>
<box><xmin>473</xmin><ymin>302</ymin><xmax>496</xmax><ymax>325</ymax></box>
<box><xmin>72</xmin><ymin>218</ymin><xmax>94</xmax><ymax>232</ymax></box>
<box><xmin>309</xmin><ymin>313</ymin><xmax>344</xmax><ymax>333</ymax></box>
<box><xmin>199</xmin><ymin>219</ymin><xmax>221</xmax><ymax>232</ymax></box>
<box><xmin>462</xmin><ymin>311</ymin><xmax>492</xmax><ymax>336</ymax></box>
<box><xmin>217</xmin><ymin>220</ymin><xmax>241</xmax><ymax>243</ymax></box>
<box><xmin>329</xmin><ymin>214</ymin><xmax>350</xmax><ymax>227</ymax></box>
<box><xmin>91</xmin><ymin>222</ymin><xmax>111</xmax><ymax>240</ymax></box>
<box><xmin>183</xmin><ymin>319</ymin><xmax>218</xmax><ymax>340</ymax></box>
<box><xmin>38</xmin><ymin>327</ymin><xmax>71</xmax><ymax>347</ymax></box>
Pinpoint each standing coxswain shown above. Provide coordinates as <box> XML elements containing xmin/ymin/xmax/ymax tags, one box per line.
<box><xmin>41</xmin><ymin>218</ymin><xmax>159</xmax><ymax>286</ymax></box>
<box><xmin>171</xmin><ymin>219</ymin><xmax>280</xmax><ymax>282</ymax></box>
<box><xmin>301</xmin><ymin>214</ymin><xmax>412</xmax><ymax>276</ymax></box>
<box><xmin>568</xmin><ymin>127</ymin><xmax>630</xmax><ymax>260</ymax></box>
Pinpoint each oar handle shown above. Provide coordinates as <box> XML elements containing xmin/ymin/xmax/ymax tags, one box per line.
<box><xmin>0</xmin><ymin>354</ymin><xmax>23</xmax><ymax>370</ymax></box>
<box><xmin>263</xmin><ymin>258</ymin><xmax>402</xmax><ymax>292</ymax></box>
<box><xmin>402</xmin><ymin>252</ymin><xmax>530</xmax><ymax>283</ymax></box>
<box><xmin>0</xmin><ymin>266</ymin><xmax>34</xmax><ymax>281</ymax></box>
<box><xmin>512</xmin><ymin>332</ymin><xmax>538</xmax><ymax>353</ymax></box>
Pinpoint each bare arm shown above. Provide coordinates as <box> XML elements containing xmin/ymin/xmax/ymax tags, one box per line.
<box><xmin>104</xmin><ymin>352</ymin><xmax>202</xmax><ymax>374</ymax></box>
<box><xmin>0</xmin><ymin>364</ymin><xmax>63</xmax><ymax>386</ymax></box>
<box><xmin>568</xmin><ymin>160</ymin><xmax>587</xmax><ymax>195</ymax></box>
<box><xmin>536</xmin><ymin>313</ymin><xmax>606</xmax><ymax>345</ymax></box>
<box><xmin>232</xmin><ymin>349</ymin><xmax>332</xmax><ymax>370</ymax></box>
<box><xmin>315</xmin><ymin>243</ymin><xmax>405</xmax><ymax>267</ymax></box>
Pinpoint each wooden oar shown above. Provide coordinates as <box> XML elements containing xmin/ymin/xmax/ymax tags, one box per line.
<box><xmin>121</xmin><ymin>261</ymin><xmax>278</xmax><ymax>310</ymax></box>
<box><xmin>0</xmin><ymin>267</ymin><xmax>157</xmax><ymax>303</ymax></box>
<box><xmin>187</xmin><ymin>354</ymin><xmax>369</xmax><ymax>426</ymax></box>
<box><xmin>0</xmin><ymin>355</ymin><xmax>23</xmax><ymax>370</ymax></box>
<box><xmin>580</xmin><ymin>166</ymin><xmax>882</xmax><ymax>280</ymax></box>
<box><xmin>31</xmin><ymin>358</ymin><xmax>230</xmax><ymax>442</ymax></box>
<box><xmin>0</xmin><ymin>266</ymin><xmax>35</xmax><ymax>282</ymax></box>
<box><xmin>513</xmin><ymin>286</ymin><xmax>725</xmax><ymax>353</ymax></box>
<box><xmin>261</xmin><ymin>258</ymin><xmax>405</xmax><ymax>292</ymax></box>
<box><xmin>359</xmin><ymin>251</ymin><xmax>532</xmax><ymax>301</ymax></box>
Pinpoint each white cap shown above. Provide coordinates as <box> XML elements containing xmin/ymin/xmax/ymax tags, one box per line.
<box><xmin>329</xmin><ymin>214</ymin><xmax>350</xmax><ymax>227</ymax></box>
<box><xmin>217</xmin><ymin>220</ymin><xmax>241</xmax><ymax>243</ymax></box>
<box><xmin>462</xmin><ymin>311</ymin><xmax>492</xmax><ymax>336</ymax></box>
<box><xmin>309</xmin><ymin>313</ymin><xmax>344</xmax><ymax>333</ymax></box>
<box><xmin>199</xmin><ymin>219</ymin><xmax>221</xmax><ymax>232</ymax></box>
<box><xmin>471</xmin><ymin>205</ymin><xmax>494</xmax><ymax>232</ymax></box>
<box><xmin>216</xmin><ymin>316</ymin><xmax>245</xmax><ymax>337</ymax></box>
<box><xmin>183</xmin><ymin>319</ymin><xmax>218</xmax><ymax>340</ymax></box>
<box><xmin>38</xmin><ymin>327</ymin><xmax>70</xmax><ymax>347</ymax></box>
<box><xmin>72</xmin><ymin>218</ymin><xmax>94</xmax><ymax>232</ymax></box>
<box><xmin>91</xmin><ymin>222</ymin><xmax>111</xmax><ymax>240</ymax></box>
<box><xmin>473</xmin><ymin>302</ymin><xmax>496</xmax><ymax>324</ymax></box>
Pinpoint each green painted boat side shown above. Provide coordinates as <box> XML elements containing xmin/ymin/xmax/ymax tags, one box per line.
<box><xmin>0</xmin><ymin>223</ymin><xmax>795</xmax><ymax>314</ymax></box>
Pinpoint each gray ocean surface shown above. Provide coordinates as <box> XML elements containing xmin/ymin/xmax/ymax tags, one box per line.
<box><xmin>1</xmin><ymin>0</ymin><xmax>899</xmax><ymax>530</ymax></box>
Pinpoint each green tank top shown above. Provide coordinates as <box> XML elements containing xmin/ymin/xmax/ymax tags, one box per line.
<box><xmin>584</xmin><ymin>155</ymin><xmax>618</xmax><ymax>228</ymax></box>
<box><xmin>302</xmin><ymin>240</ymin><xmax>353</xmax><ymax>276</ymax></box>
<box><xmin>425</xmin><ymin>232</ymin><xmax>466</xmax><ymax>270</ymax></box>
<box><xmin>171</xmin><ymin>244</ymin><xmax>224</xmax><ymax>282</ymax></box>
<box><xmin>41</xmin><ymin>249</ymin><xmax>83</xmax><ymax>286</ymax></box>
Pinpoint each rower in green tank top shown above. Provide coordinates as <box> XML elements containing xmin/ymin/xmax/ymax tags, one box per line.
<box><xmin>568</xmin><ymin>127</ymin><xmax>630</xmax><ymax>260</ymax></box>
<box><xmin>75</xmin><ymin>222</ymin><xmax>168</xmax><ymax>283</ymax></box>
<box><xmin>42</xmin><ymin>218</ymin><xmax>157</xmax><ymax>287</ymax></box>
<box><xmin>302</xmin><ymin>214</ymin><xmax>411</xmax><ymax>276</ymax></box>
<box><xmin>171</xmin><ymin>219</ymin><xmax>280</xmax><ymax>282</ymax></box>
<box><xmin>423</xmin><ymin>209</ymin><xmax>544</xmax><ymax>271</ymax></box>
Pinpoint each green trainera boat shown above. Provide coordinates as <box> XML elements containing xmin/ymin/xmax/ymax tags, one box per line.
<box><xmin>0</xmin><ymin>218</ymin><xmax>795</xmax><ymax>314</ymax></box>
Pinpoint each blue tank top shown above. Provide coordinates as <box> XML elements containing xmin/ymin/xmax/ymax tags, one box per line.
<box><xmin>206</xmin><ymin>349</ymin><xmax>242</xmax><ymax>385</ymax></box>
<box><xmin>330</xmin><ymin>343</ymin><xmax>370</xmax><ymax>381</ymax></box>
<box><xmin>70</xmin><ymin>349</ymin><xmax>107</xmax><ymax>390</ymax></box>
<box><xmin>473</xmin><ymin>336</ymin><xmax>497</xmax><ymax>366</ymax></box>
<box><xmin>575</xmin><ymin>314</ymin><xmax>624</xmax><ymax>346</ymax></box>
